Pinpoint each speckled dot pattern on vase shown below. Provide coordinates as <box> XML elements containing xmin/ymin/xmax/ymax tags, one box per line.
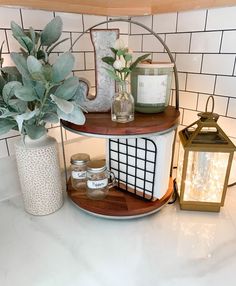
<box><xmin>15</xmin><ymin>135</ymin><xmax>63</xmax><ymax>216</ymax></box>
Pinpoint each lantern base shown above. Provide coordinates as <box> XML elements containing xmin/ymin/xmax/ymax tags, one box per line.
<box><xmin>180</xmin><ymin>203</ymin><xmax>221</xmax><ymax>212</ymax></box>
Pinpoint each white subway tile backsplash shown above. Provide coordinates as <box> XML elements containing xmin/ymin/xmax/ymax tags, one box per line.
<box><xmin>108</xmin><ymin>17</ymin><xmax>129</xmax><ymax>34</ymax></box>
<box><xmin>152</xmin><ymin>52</ymin><xmax>173</xmax><ymax>62</ymax></box>
<box><xmin>0</xmin><ymin>31</ymin><xmax>8</xmax><ymax>52</ymax></box>
<box><xmin>53</xmin><ymin>32</ymin><xmax>71</xmax><ymax>52</ymax></box>
<box><xmin>132</xmin><ymin>52</ymin><xmax>149</xmax><ymax>62</ymax></box>
<box><xmin>143</xmin><ymin>34</ymin><xmax>164</xmax><ymax>52</ymax></box>
<box><xmin>176</xmin><ymin>54</ymin><xmax>202</xmax><ymax>73</ymax></box>
<box><xmin>128</xmin><ymin>35</ymin><xmax>142</xmax><ymax>51</ymax></box>
<box><xmin>48</xmin><ymin>53</ymin><xmax>59</xmax><ymax>65</ymax></box>
<box><xmin>221</xmin><ymin>31</ymin><xmax>236</xmax><ymax>53</ymax></box>
<box><xmin>83</xmin><ymin>15</ymin><xmax>107</xmax><ymax>31</ymax></box>
<box><xmin>75</xmin><ymin>70</ymin><xmax>95</xmax><ymax>87</ymax></box>
<box><xmin>190</xmin><ymin>31</ymin><xmax>222</xmax><ymax>53</ymax></box>
<box><xmin>129</xmin><ymin>51</ymin><xmax>139</xmax><ymax>61</ymax></box>
<box><xmin>171</xmin><ymin>72</ymin><xmax>187</xmax><ymax>91</ymax></box>
<box><xmin>166</xmin><ymin>33</ymin><xmax>190</xmax><ymax>53</ymax></box>
<box><xmin>153</xmin><ymin>13</ymin><xmax>177</xmax><ymax>33</ymax></box>
<box><xmin>72</xmin><ymin>33</ymin><xmax>93</xmax><ymax>52</ymax></box>
<box><xmin>218</xmin><ymin>116</ymin><xmax>236</xmax><ymax>138</ymax></box>
<box><xmin>176</xmin><ymin>72</ymin><xmax>187</xmax><ymax>90</ymax></box>
<box><xmin>227</xmin><ymin>98</ymin><xmax>236</xmax><ymax>118</ymax></box>
<box><xmin>0</xmin><ymin>7</ymin><xmax>21</xmax><ymax>28</ymax></box>
<box><xmin>55</xmin><ymin>12</ymin><xmax>83</xmax><ymax>32</ymax></box>
<box><xmin>66</xmin><ymin>130</ymin><xmax>83</xmax><ymax>141</ymax></box>
<box><xmin>21</xmin><ymin>9</ymin><xmax>54</xmax><ymax>30</ymax></box>
<box><xmin>72</xmin><ymin>52</ymin><xmax>85</xmax><ymax>70</ymax></box>
<box><xmin>131</xmin><ymin>16</ymin><xmax>152</xmax><ymax>34</ymax></box>
<box><xmin>0</xmin><ymin>140</ymin><xmax>8</xmax><ymax>158</ymax></box>
<box><xmin>177</xmin><ymin>10</ymin><xmax>206</xmax><ymax>32</ymax></box>
<box><xmin>215</xmin><ymin>76</ymin><xmax>236</xmax><ymax>97</ymax></box>
<box><xmin>2</xmin><ymin>54</ymin><xmax>15</xmax><ymax>66</ymax></box>
<box><xmin>207</xmin><ymin>6</ymin><xmax>236</xmax><ymax>30</ymax></box>
<box><xmin>202</xmin><ymin>54</ymin><xmax>235</xmax><ymax>75</ymax></box>
<box><xmin>186</xmin><ymin>74</ymin><xmax>215</xmax><ymax>94</ymax></box>
<box><xmin>197</xmin><ymin>94</ymin><xmax>228</xmax><ymax>116</ymax></box>
<box><xmin>179</xmin><ymin>91</ymin><xmax>198</xmax><ymax>109</ymax></box>
<box><xmin>85</xmin><ymin>52</ymin><xmax>95</xmax><ymax>70</ymax></box>
<box><xmin>182</xmin><ymin>109</ymin><xmax>199</xmax><ymax>126</ymax></box>
<box><xmin>179</xmin><ymin>109</ymin><xmax>184</xmax><ymax>125</ymax></box>
<box><xmin>6</xmin><ymin>30</ymin><xmax>22</xmax><ymax>52</ymax></box>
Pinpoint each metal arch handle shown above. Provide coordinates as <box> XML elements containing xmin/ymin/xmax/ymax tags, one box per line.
<box><xmin>69</xmin><ymin>18</ymin><xmax>179</xmax><ymax>110</ymax></box>
<box><xmin>205</xmin><ymin>95</ymin><xmax>215</xmax><ymax>113</ymax></box>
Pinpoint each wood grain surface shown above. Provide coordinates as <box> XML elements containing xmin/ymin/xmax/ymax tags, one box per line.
<box><xmin>67</xmin><ymin>179</ymin><xmax>173</xmax><ymax>217</ymax></box>
<box><xmin>0</xmin><ymin>0</ymin><xmax>234</xmax><ymax>16</ymax></box>
<box><xmin>62</xmin><ymin>106</ymin><xmax>180</xmax><ymax>136</ymax></box>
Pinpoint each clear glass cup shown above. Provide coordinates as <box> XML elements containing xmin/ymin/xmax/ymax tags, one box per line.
<box><xmin>86</xmin><ymin>159</ymin><xmax>116</xmax><ymax>200</ymax></box>
<box><xmin>71</xmin><ymin>153</ymin><xmax>90</xmax><ymax>190</ymax></box>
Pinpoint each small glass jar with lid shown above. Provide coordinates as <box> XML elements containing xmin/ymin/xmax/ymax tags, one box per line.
<box><xmin>86</xmin><ymin>159</ymin><xmax>116</xmax><ymax>200</ymax></box>
<box><xmin>70</xmin><ymin>153</ymin><xmax>90</xmax><ymax>190</ymax></box>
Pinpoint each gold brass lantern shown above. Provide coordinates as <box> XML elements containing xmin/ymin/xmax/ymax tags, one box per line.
<box><xmin>176</xmin><ymin>96</ymin><xmax>236</xmax><ymax>212</ymax></box>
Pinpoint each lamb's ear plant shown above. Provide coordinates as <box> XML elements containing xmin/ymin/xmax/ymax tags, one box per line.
<box><xmin>0</xmin><ymin>16</ymin><xmax>85</xmax><ymax>140</ymax></box>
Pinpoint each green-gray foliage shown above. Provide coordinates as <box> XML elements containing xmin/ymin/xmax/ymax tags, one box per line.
<box><xmin>0</xmin><ymin>16</ymin><xmax>85</xmax><ymax>139</ymax></box>
<box><xmin>41</xmin><ymin>16</ymin><xmax>63</xmax><ymax>47</ymax></box>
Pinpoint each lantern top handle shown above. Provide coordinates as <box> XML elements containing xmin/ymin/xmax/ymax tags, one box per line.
<box><xmin>198</xmin><ymin>96</ymin><xmax>219</xmax><ymax>122</ymax></box>
<box><xmin>205</xmin><ymin>95</ymin><xmax>215</xmax><ymax>113</ymax></box>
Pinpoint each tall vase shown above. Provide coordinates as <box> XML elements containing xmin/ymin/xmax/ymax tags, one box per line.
<box><xmin>111</xmin><ymin>81</ymin><xmax>134</xmax><ymax>123</ymax></box>
<box><xmin>15</xmin><ymin>134</ymin><xmax>63</xmax><ymax>215</ymax></box>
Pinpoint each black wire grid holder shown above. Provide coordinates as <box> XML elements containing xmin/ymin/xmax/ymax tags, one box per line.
<box><xmin>109</xmin><ymin>138</ymin><xmax>158</xmax><ymax>200</ymax></box>
<box><xmin>60</xmin><ymin>18</ymin><xmax>180</xmax><ymax>201</ymax></box>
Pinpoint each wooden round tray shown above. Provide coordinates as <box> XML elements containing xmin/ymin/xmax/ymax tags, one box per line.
<box><xmin>67</xmin><ymin>179</ymin><xmax>173</xmax><ymax>219</ymax></box>
<box><xmin>61</xmin><ymin>106</ymin><xmax>180</xmax><ymax>137</ymax></box>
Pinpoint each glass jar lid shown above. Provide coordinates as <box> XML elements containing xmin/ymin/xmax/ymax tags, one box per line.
<box><xmin>87</xmin><ymin>159</ymin><xmax>107</xmax><ymax>173</ymax></box>
<box><xmin>70</xmin><ymin>153</ymin><xmax>90</xmax><ymax>165</ymax></box>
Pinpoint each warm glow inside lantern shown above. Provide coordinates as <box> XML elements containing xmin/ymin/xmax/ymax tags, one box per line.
<box><xmin>176</xmin><ymin>98</ymin><xmax>236</xmax><ymax>212</ymax></box>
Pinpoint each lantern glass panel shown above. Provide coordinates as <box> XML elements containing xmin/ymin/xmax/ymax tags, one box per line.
<box><xmin>184</xmin><ymin>151</ymin><xmax>229</xmax><ymax>203</ymax></box>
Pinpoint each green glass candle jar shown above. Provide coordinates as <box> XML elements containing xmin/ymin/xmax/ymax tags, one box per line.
<box><xmin>131</xmin><ymin>62</ymin><xmax>174</xmax><ymax>113</ymax></box>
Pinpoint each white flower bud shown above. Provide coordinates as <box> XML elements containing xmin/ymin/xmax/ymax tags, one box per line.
<box><xmin>114</xmin><ymin>38</ymin><xmax>126</xmax><ymax>50</ymax></box>
<box><xmin>113</xmin><ymin>59</ymin><xmax>125</xmax><ymax>71</ymax></box>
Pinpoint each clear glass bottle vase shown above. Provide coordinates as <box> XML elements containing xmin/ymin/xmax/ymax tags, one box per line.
<box><xmin>111</xmin><ymin>81</ymin><xmax>134</xmax><ymax>123</ymax></box>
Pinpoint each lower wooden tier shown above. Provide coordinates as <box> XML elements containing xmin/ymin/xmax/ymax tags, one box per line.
<box><xmin>67</xmin><ymin>179</ymin><xmax>173</xmax><ymax>219</ymax></box>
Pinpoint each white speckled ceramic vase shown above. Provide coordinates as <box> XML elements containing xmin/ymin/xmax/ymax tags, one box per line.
<box><xmin>15</xmin><ymin>134</ymin><xmax>63</xmax><ymax>216</ymax></box>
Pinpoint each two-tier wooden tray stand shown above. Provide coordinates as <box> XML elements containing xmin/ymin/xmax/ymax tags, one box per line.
<box><xmin>61</xmin><ymin>107</ymin><xmax>180</xmax><ymax>219</ymax></box>
<box><xmin>60</xmin><ymin>18</ymin><xmax>180</xmax><ymax>219</ymax></box>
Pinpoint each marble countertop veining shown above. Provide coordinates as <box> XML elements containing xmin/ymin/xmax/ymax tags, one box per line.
<box><xmin>1</xmin><ymin>187</ymin><xmax>236</xmax><ymax>286</ymax></box>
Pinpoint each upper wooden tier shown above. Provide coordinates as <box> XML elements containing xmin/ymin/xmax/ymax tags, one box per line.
<box><xmin>61</xmin><ymin>106</ymin><xmax>180</xmax><ymax>137</ymax></box>
<box><xmin>0</xmin><ymin>0</ymin><xmax>235</xmax><ymax>16</ymax></box>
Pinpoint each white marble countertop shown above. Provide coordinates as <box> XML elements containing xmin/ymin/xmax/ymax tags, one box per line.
<box><xmin>1</xmin><ymin>187</ymin><xmax>236</xmax><ymax>286</ymax></box>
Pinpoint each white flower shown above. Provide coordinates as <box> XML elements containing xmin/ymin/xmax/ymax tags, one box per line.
<box><xmin>113</xmin><ymin>59</ymin><xmax>125</xmax><ymax>71</ymax></box>
<box><xmin>114</xmin><ymin>38</ymin><xmax>126</xmax><ymax>50</ymax></box>
<box><xmin>113</xmin><ymin>60</ymin><xmax>125</xmax><ymax>71</ymax></box>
